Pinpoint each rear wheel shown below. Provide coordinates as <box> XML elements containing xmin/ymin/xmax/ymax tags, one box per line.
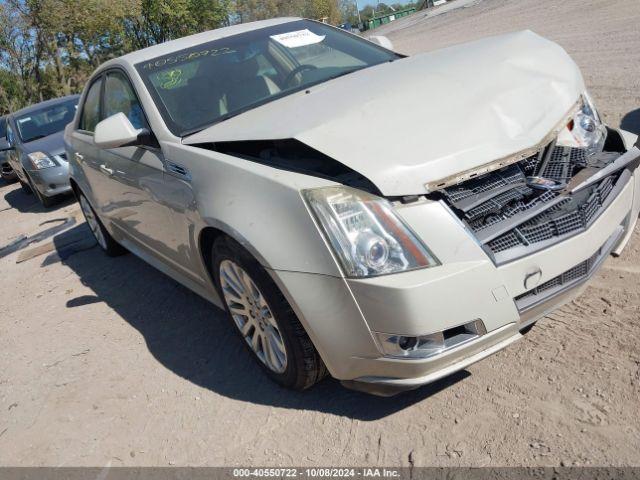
<box><xmin>212</xmin><ymin>236</ymin><xmax>327</xmax><ymax>390</ymax></box>
<box><xmin>79</xmin><ymin>193</ymin><xmax>126</xmax><ymax>257</ymax></box>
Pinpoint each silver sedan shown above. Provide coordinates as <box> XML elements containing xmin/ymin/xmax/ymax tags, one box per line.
<box><xmin>1</xmin><ymin>95</ymin><xmax>79</xmax><ymax>207</ymax></box>
<box><xmin>64</xmin><ymin>18</ymin><xmax>640</xmax><ymax>395</ymax></box>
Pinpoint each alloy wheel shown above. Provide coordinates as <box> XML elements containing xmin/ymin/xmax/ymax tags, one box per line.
<box><xmin>219</xmin><ymin>259</ymin><xmax>288</xmax><ymax>374</ymax></box>
<box><xmin>80</xmin><ymin>195</ymin><xmax>107</xmax><ymax>250</ymax></box>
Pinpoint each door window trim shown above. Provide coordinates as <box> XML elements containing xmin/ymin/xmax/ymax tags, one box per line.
<box><xmin>101</xmin><ymin>66</ymin><xmax>159</xmax><ymax>150</ymax></box>
<box><xmin>102</xmin><ymin>67</ymin><xmax>151</xmax><ymax>131</ymax></box>
<box><xmin>76</xmin><ymin>74</ymin><xmax>104</xmax><ymax>136</ymax></box>
<box><xmin>5</xmin><ymin>119</ymin><xmax>16</xmax><ymax>147</ymax></box>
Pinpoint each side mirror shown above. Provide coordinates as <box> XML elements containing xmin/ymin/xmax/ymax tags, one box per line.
<box><xmin>0</xmin><ymin>138</ymin><xmax>13</xmax><ymax>152</ymax></box>
<box><xmin>368</xmin><ymin>35</ymin><xmax>394</xmax><ymax>51</ymax></box>
<box><xmin>94</xmin><ymin>112</ymin><xmax>148</xmax><ymax>149</ymax></box>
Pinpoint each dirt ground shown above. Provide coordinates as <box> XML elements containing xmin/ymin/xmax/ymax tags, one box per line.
<box><xmin>1</xmin><ymin>0</ymin><xmax>640</xmax><ymax>468</ymax></box>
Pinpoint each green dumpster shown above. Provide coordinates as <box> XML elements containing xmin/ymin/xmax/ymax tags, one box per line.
<box><xmin>363</xmin><ymin>8</ymin><xmax>417</xmax><ymax>31</ymax></box>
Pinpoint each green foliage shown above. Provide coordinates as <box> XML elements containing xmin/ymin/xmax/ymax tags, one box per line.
<box><xmin>0</xmin><ymin>0</ymin><xmax>362</xmax><ymax>114</ymax></box>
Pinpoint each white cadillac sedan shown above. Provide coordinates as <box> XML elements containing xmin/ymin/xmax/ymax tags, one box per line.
<box><xmin>64</xmin><ymin>18</ymin><xmax>640</xmax><ymax>395</ymax></box>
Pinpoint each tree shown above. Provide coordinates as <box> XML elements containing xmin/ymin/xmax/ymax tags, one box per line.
<box><xmin>125</xmin><ymin>0</ymin><xmax>230</xmax><ymax>49</ymax></box>
<box><xmin>0</xmin><ymin>1</ymin><xmax>40</xmax><ymax>105</ymax></box>
<box><xmin>232</xmin><ymin>0</ymin><xmax>308</xmax><ymax>22</ymax></box>
<box><xmin>339</xmin><ymin>0</ymin><xmax>359</xmax><ymax>24</ymax></box>
<box><xmin>0</xmin><ymin>0</ymin><xmax>357</xmax><ymax>114</ymax></box>
<box><xmin>306</xmin><ymin>0</ymin><xmax>341</xmax><ymax>23</ymax></box>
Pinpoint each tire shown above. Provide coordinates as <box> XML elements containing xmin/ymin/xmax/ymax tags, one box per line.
<box><xmin>33</xmin><ymin>186</ymin><xmax>56</xmax><ymax>207</ymax></box>
<box><xmin>78</xmin><ymin>192</ymin><xmax>127</xmax><ymax>257</ymax></box>
<box><xmin>19</xmin><ymin>179</ymin><xmax>32</xmax><ymax>194</ymax></box>
<box><xmin>25</xmin><ymin>171</ymin><xmax>56</xmax><ymax>207</ymax></box>
<box><xmin>212</xmin><ymin>236</ymin><xmax>327</xmax><ymax>390</ymax></box>
<box><xmin>1</xmin><ymin>173</ymin><xmax>18</xmax><ymax>184</ymax></box>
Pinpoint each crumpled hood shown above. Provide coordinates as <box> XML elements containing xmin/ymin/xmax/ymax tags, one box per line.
<box><xmin>22</xmin><ymin>130</ymin><xmax>67</xmax><ymax>158</ymax></box>
<box><xmin>184</xmin><ymin>30</ymin><xmax>585</xmax><ymax>196</ymax></box>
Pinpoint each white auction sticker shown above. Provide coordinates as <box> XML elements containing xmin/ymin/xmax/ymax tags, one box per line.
<box><xmin>270</xmin><ymin>29</ymin><xmax>326</xmax><ymax>48</ymax></box>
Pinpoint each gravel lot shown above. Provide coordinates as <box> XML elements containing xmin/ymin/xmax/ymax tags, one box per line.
<box><xmin>1</xmin><ymin>0</ymin><xmax>639</xmax><ymax>468</ymax></box>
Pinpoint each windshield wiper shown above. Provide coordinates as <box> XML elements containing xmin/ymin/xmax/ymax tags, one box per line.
<box><xmin>324</xmin><ymin>67</ymin><xmax>365</xmax><ymax>83</ymax></box>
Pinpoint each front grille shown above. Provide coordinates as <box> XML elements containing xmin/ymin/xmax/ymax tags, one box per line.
<box><xmin>443</xmin><ymin>164</ymin><xmax>525</xmax><ymax>204</ymax></box>
<box><xmin>515</xmin><ymin>247</ymin><xmax>602</xmax><ymax>305</ymax></box>
<box><xmin>441</xmin><ymin>143</ymin><xmax>624</xmax><ymax>263</ymax></box>
<box><xmin>488</xmin><ymin>231</ymin><xmax>520</xmax><ymax>253</ymax></box>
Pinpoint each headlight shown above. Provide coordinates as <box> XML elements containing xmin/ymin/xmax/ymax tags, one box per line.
<box><xmin>558</xmin><ymin>93</ymin><xmax>606</xmax><ymax>155</ymax></box>
<box><xmin>28</xmin><ymin>151</ymin><xmax>56</xmax><ymax>169</ymax></box>
<box><xmin>303</xmin><ymin>186</ymin><xmax>439</xmax><ymax>278</ymax></box>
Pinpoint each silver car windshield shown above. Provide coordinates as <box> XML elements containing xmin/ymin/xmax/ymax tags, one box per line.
<box><xmin>15</xmin><ymin>100</ymin><xmax>78</xmax><ymax>143</ymax></box>
<box><xmin>136</xmin><ymin>20</ymin><xmax>400</xmax><ymax>137</ymax></box>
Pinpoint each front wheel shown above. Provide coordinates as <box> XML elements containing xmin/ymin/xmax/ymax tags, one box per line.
<box><xmin>79</xmin><ymin>193</ymin><xmax>126</xmax><ymax>257</ymax></box>
<box><xmin>212</xmin><ymin>236</ymin><xmax>327</xmax><ymax>390</ymax></box>
<box><xmin>19</xmin><ymin>178</ymin><xmax>32</xmax><ymax>194</ymax></box>
<box><xmin>25</xmin><ymin>172</ymin><xmax>55</xmax><ymax>207</ymax></box>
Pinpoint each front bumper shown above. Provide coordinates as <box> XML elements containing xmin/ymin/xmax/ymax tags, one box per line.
<box><xmin>27</xmin><ymin>163</ymin><xmax>71</xmax><ymax>197</ymax></box>
<box><xmin>272</xmin><ymin>139</ymin><xmax>640</xmax><ymax>396</ymax></box>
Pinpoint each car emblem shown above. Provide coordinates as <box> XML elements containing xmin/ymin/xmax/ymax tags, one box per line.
<box><xmin>526</xmin><ymin>176</ymin><xmax>567</xmax><ymax>191</ymax></box>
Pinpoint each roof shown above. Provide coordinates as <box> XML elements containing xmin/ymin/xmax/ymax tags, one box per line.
<box><xmin>116</xmin><ymin>17</ymin><xmax>300</xmax><ymax>66</ymax></box>
<box><xmin>12</xmin><ymin>94</ymin><xmax>80</xmax><ymax>118</ymax></box>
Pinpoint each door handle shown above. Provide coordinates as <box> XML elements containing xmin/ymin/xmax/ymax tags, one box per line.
<box><xmin>99</xmin><ymin>164</ymin><xmax>114</xmax><ymax>176</ymax></box>
<box><xmin>75</xmin><ymin>152</ymin><xmax>84</xmax><ymax>163</ymax></box>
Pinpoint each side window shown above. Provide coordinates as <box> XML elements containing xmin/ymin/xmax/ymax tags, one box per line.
<box><xmin>6</xmin><ymin>121</ymin><xmax>15</xmax><ymax>146</ymax></box>
<box><xmin>79</xmin><ymin>78</ymin><xmax>102</xmax><ymax>133</ymax></box>
<box><xmin>104</xmin><ymin>71</ymin><xmax>147</xmax><ymax>130</ymax></box>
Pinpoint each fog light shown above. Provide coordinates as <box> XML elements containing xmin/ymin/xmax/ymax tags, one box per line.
<box><xmin>376</xmin><ymin>319</ymin><xmax>486</xmax><ymax>359</ymax></box>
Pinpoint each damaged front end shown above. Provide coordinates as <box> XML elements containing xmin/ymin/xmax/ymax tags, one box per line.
<box><xmin>438</xmin><ymin>126</ymin><xmax>637</xmax><ymax>265</ymax></box>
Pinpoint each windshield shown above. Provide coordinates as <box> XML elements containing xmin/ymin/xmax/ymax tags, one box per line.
<box><xmin>136</xmin><ymin>20</ymin><xmax>399</xmax><ymax>136</ymax></box>
<box><xmin>15</xmin><ymin>99</ymin><xmax>78</xmax><ymax>143</ymax></box>
<box><xmin>0</xmin><ymin>117</ymin><xmax>6</xmax><ymax>139</ymax></box>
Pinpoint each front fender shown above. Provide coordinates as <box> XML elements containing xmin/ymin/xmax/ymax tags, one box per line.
<box><xmin>167</xmin><ymin>142</ymin><xmax>342</xmax><ymax>277</ymax></box>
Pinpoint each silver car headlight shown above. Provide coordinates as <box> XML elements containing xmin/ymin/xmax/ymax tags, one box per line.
<box><xmin>558</xmin><ymin>93</ymin><xmax>606</xmax><ymax>155</ymax></box>
<box><xmin>303</xmin><ymin>186</ymin><xmax>439</xmax><ymax>278</ymax></box>
<box><xmin>28</xmin><ymin>151</ymin><xmax>57</xmax><ymax>169</ymax></box>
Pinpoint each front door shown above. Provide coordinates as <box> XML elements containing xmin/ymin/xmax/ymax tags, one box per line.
<box><xmin>99</xmin><ymin>69</ymin><xmax>202</xmax><ymax>282</ymax></box>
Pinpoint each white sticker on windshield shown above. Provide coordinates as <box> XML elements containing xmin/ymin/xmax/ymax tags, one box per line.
<box><xmin>270</xmin><ymin>29</ymin><xmax>325</xmax><ymax>49</ymax></box>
